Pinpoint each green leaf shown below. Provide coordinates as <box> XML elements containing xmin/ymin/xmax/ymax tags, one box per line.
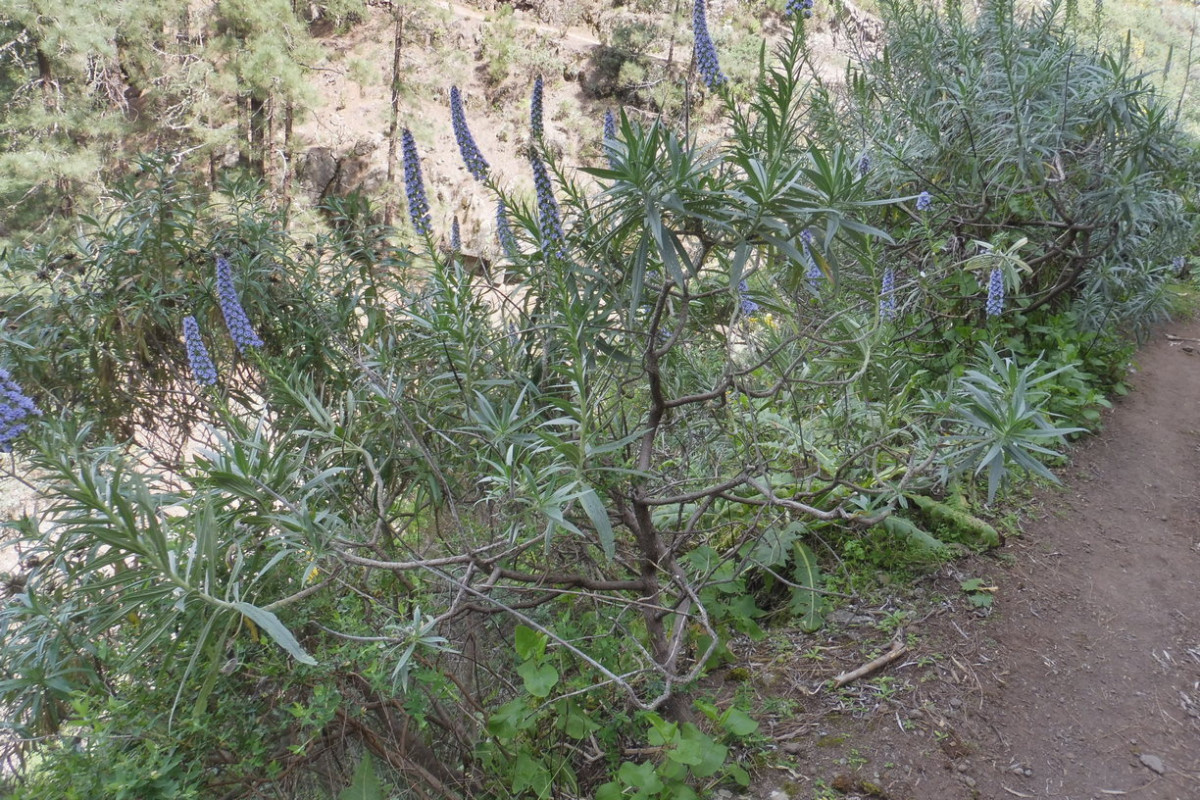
<box><xmin>618</xmin><ymin>761</ymin><xmax>663</xmax><ymax>794</ymax></box>
<box><xmin>721</xmin><ymin>708</ymin><xmax>759</xmax><ymax>737</ymax></box>
<box><xmin>578</xmin><ymin>484</ymin><xmax>615</xmax><ymax>561</ymax></box>
<box><xmin>337</xmin><ymin>754</ymin><xmax>383</xmax><ymax>800</ymax></box>
<box><xmin>512</xmin><ymin>752</ymin><xmax>553</xmax><ymax>799</ymax></box>
<box><xmin>231</xmin><ymin>602</ymin><xmax>316</xmax><ymax>665</ymax></box>
<box><xmin>789</xmin><ymin>543</ymin><xmax>826</xmax><ymax>633</ymax></box>
<box><xmin>516</xmin><ymin>660</ymin><xmax>559</xmax><ymax>698</ymax></box>
<box><xmin>513</xmin><ymin>625</ymin><xmax>545</xmax><ymax>661</ymax></box>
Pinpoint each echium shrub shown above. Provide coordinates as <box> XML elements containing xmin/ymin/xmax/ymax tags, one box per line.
<box><xmin>401</xmin><ymin>128</ymin><xmax>432</xmax><ymax>235</ymax></box>
<box><xmin>2</xmin><ymin>6</ymin><xmax>1146</xmax><ymax>799</ymax></box>
<box><xmin>0</xmin><ymin>367</ymin><xmax>39</xmax><ymax>451</ymax></box>
<box><xmin>449</xmin><ymin>86</ymin><xmax>489</xmax><ymax>181</ymax></box>
<box><xmin>215</xmin><ymin>256</ymin><xmax>263</xmax><ymax>354</ymax></box>
<box><xmin>813</xmin><ymin>0</ymin><xmax>1196</xmax><ymax>336</ymax></box>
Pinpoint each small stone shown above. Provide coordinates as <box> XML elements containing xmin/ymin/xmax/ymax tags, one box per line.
<box><xmin>956</xmin><ymin>762</ymin><xmax>969</xmax><ymax>772</ymax></box>
<box><xmin>1139</xmin><ymin>753</ymin><xmax>1165</xmax><ymax>775</ymax></box>
<box><xmin>767</xmin><ymin>790</ymin><xmax>790</xmax><ymax>800</ymax></box>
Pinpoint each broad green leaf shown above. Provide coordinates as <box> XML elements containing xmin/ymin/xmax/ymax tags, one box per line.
<box><xmin>513</xmin><ymin>625</ymin><xmax>545</xmax><ymax>661</ymax></box>
<box><xmin>516</xmin><ymin>660</ymin><xmax>559</xmax><ymax>698</ymax></box>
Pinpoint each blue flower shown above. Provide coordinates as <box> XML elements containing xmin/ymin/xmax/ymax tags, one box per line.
<box><xmin>450</xmin><ymin>216</ymin><xmax>461</xmax><ymax>253</ymax></box>
<box><xmin>0</xmin><ymin>368</ymin><xmax>40</xmax><ymax>452</ymax></box>
<box><xmin>786</xmin><ymin>0</ymin><xmax>814</xmax><ymax>18</ymax></box>
<box><xmin>496</xmin><ymin>199</ymin><xmax>517</xmax><ymax>258</ymax></box>
<box><xmin>182</xmin><ymin>315</ymin><xmax>218</xmax><ymax>386</ymax></box>
<box><xmin>916</xmin><ymin>191</ymin><xmax>933</xmax><ymax>212</ymax></box>
<box><xmin>215</xmin><ymin>256</ymin><xmax>263</xmax><ymax>354</ymax></box>
<box><xmin>858</xmin><ymin>153</ymin><xmax>871</xmax><ymax>176</ymax></box>
<box><xmin>529</xmin><ymin>153</ymin><xmax>566</xmax><ymax>261</ymax></box>
<box><xmin>986</xmin><ymin>268</ymin><xmax>1004</xmax><ymax>317</ymax></box>
<box><xmin>693</xmin><ymin>0</ymin><xmax>727</xmax><ymax>89</ymax></box>
<box><xmin>530</xmin><ymin>75</ymin><xmax>545</xmax><ymax>140</ymax></box>
<box><xmin>738</xmin><ymin>280</ymin><xmax>759</xmax><ymax>315</ymax></box>
<box><xmin>880</xmin><ymin>267</ymin><xmax>897</xmax><ymax>320</ymax></box>
<box><xmin>603</xmin><ymin>109</ymin><xmax>619</xmax><ymax>169</ymax></box>
<box><xmin>450</xmin><ymin>86</ymin><xmax>489</xmax><ymax>181</ymax></box>
<box><xmin>401</xmin><ymin>128</ymin><xmax>432</xmax><ymax>236</ymax></box>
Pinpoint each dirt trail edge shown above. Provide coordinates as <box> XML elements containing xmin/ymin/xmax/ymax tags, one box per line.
<box><xmin>749</xmin><ymin>321</ymin><xmax>1200</xmax><ymax>800</ymax></box>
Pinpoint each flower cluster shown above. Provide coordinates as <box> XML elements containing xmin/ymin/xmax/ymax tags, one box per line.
<box><xmin>450</xmin><ymin>216</ymin><xmax>461</xmax><ymax>253</ymax></box>
<box><xmin>182</xmin><ymin>315</ymin><xmax>219</xmax><ymax>385</ymax></box>
<box><xmin>880</xmin><ymin>267</ymin><xmax>897</xmax><ymax>320</ymax></box>
<box><xmin>529</xmin><ymin>153</ymin><xmax>566</xmax><ymax>261</ymax></box>
<box><xmin>986</xmin><ymin>268</ymin><xmax>1005</xmax><ymax>317</ymax></box>
<box><xmin>496</xmin><ymin>199</ymin><xmax>518</xmax><ymax>258</ymax></box>
<box><xmin>449</xmin><ymin>86</ymin><xmax>489</xmax><ymax>181</ymax></box>
<box><xmin>916</xmin><ymin>191</ymin><xmax>933</xmax><ymax>212</ymax></box>
<box><xmin>0</xmin><ymin>368</ymin><xmax>40</xmax><ymax>452</ymax></box>
<box><xmin>786</xmin><ymin>0</ymin><xmax>814</xmax><ymax>17</ymax></box>
<box><xmin>738</xmin><ymin>280</ymin><xmax>760</xmax><ymax>315</ymax></box>
<box><xmin>215</xmin><ymin>256</ymin><xmax>263</xmax><ymax>353</ymax></box>
<box><xmin>858</xmin><ymin>153</ymin><xmax>871</xmax><ymax>176</ymax></box>
<box><xmin>603</xmin><ymin>109</ymin><xmax>619</xmax><ymax>169</ymax></box>
<box><xmin>401</xmin><ymin>128</ymin><xmax>432</xmax><ymax>236</ymax></box>
<box><xmin>693</xmin><ymin>0</ymin><xmax>727</xmax><ymax>89</ymax></box>
<box><xmin>530</xmin><ymin>75</ymin><xmax>545</xmax><ymax>140</ymax></box>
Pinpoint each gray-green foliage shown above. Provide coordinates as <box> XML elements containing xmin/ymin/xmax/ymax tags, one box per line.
<box><xmin>815</xmin><ymin>0</ymin><xmax>1197</xmax><ymax>332</ymax></box>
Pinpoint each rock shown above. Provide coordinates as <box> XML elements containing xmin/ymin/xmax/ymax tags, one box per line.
<box><xmin>1139</xmin><ymin>753</ymin><xmax>1165</xmax><ymax>775</ymax></box>
<box><xmin>767</xmin><ymin>790</ymin><xmax>789</xmax><ymax>800</ymax></box>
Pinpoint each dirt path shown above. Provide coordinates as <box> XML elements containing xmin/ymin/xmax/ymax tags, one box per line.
<box><xmin>748</xmin><ymin>319</ymin><xmax>1200</xmax><ymax>800</ymax></box>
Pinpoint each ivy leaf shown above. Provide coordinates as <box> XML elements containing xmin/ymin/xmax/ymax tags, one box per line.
<box><xmin>516</xmin><ymin>660</ymin><xmax>559</xmax><ymax>698</ymax></box>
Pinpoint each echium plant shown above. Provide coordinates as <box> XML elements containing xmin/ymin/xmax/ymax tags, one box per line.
<box><xmin>529</xmin><ymin>152</ymin><xmax>566</xmax><ymax>261</ymax></box>
<box><xmin>215</xmin><ymin>256</ymin><xmax>263</xmax><ymax>353</ymax></box>
<box><xmin>182</xmin><ymin>315</ymin><xmax>218</xmax><ymax>386</ymax></box>
<box><xmin>0</xmin><ymin>367</ymin><xmax>40</xmax><ymax>451</ymax></box>
<box><xmin>692</xmin><ymin>0</ymin><xmax>727</xmax><ymax>88</ymax></box>
<box><xmin>986</xmin><ymin>268</ymin><xmax>1004</xmax><ymax>316</ymax></box>
<box><xmin>401</xmin><ymin>128</ymin><xmax>432</xmax><ymax>235</ymax></box>
<box><xmin>496</xmin><ymin>199</ymin><xmax>517</xmax><ymax>258</ymax></box>
<box><xmin>449</xmin><ymin>86</ymin><xmax>489</xmax><ymax>181</ymax></box>
<box><xmin>530</xmin><ymin>74</ymin><xmax>545</xmax><ymax>140</ymax></box>
<box><xmin>880</xmin><ymin>267</ymin><xmax>897</xmax><ymax>320</ymax></box>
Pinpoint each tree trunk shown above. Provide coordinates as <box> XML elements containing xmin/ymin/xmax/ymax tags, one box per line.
<box><xmin>249</xmin><ymin>94</ymin><xmax>267</xmax><ymax>176</ymax></box>
<box><xmin>384</xmin><ymin>8</ymin><xmax>405</xmax><ymax>227</ymax></box>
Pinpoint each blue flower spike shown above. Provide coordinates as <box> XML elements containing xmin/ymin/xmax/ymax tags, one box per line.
<box><xmin>182</xmin><ymin>315</ymin><xmax>219</xmax><ymax>386</ymax></box>
<box><xmin>880</xmin><ymin>267</ymin><xmax>897</xmax><ymax>320</ymax></box>
<box><xmin>401</xmin><ymin>128</ymin><xmax>432</xmax><ymax>236</ymax></box>
<box><xmin>0</xmin><ymin>368</ymin><xmax>40</xmax><ymax>452</ymax></box>
<box><xmin>693</xmin><ymin>0</ymin><xmax>727</xmax><ymax>89</ymax></box>
<box><xmin>215</xmin><ymin>256</ymin><xmax>263</xmax><ymax>354</ymax></box>
<box><xmin>496</xmin><ymin>199</ymin><xmax>518</xmax><ymax>259</ymax></box>
<box><xmin>530</xmin><ymin>75</ymin><xmax>545</xmax><ymax>141</ymax></box>
<box><xmin>450</xmin><ymin>86</ymin><xmax>489</xmax><ymax>181</ymax></box>
<box><xmin>529</xmin><ymin>153</ymin><xmax>566</xmax><ymax>261</ymax></box>
<box><xmin>986</xmin><ymin>268</ymin><xmax>1005</xmax><ymax>317</ymax></box>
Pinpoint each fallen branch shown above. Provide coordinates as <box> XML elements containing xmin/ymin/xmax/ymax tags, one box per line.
<box><xmin>1165</xmin><ymin>333</ymin><xmax>1200</xmax><ymax>344</ymax></box>
<box><xmin>831</xmin><ymin>636</ymin><xmax>908</xmax><ymax>689</ymax></box>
